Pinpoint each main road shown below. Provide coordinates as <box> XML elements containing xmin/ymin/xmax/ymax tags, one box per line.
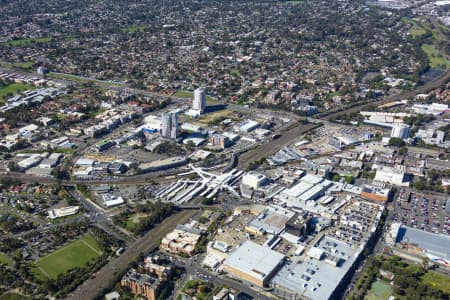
<box><xmin>66</xmin><ymin>209</ymin><xmax>198</xmax><ymax>300</ymax></box>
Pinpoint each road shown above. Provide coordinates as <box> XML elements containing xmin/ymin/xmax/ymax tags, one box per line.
<box><xmin>0</xmin><ymin>170</ymin><xmax>184</xmax><ymax>186</ymax></box>
<box><xmin>66</xmin><ymin>187</ymin><xmax>134</xmax><ymax>244</ymax></box>
<box><xmin>67</xmin><ymin>209</ymin><xmax>197</xmax><ymax>300</ymax></box>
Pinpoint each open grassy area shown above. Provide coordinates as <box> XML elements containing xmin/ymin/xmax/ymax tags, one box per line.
<box><xmin>47</xmin><ymin>72</ymin><xmax>125</xmax><ymax>87</ymax></box>
<box><xmin>366</xmin><ymin>280</ymin><xmax>393</xmax><ymax>300</ymax></box>
<box><xmin>0</xmin><ymin>252</ymin><xmax>13</xmax><ymax>266</ymax></box>
<box><xmin>0</xmin><ymin>82</ymin><xmax>35</xmax><ymax>103</ymax></box>
<box><xmin>0</xmin><ymin>61</ymin><xmax>35</xmax><ymax>70</ymax></box>
<box><xmin>178</xmin><ymin>280</ymin><xmax>215</xmax><ymax>300</ymax></box>
<box><xmin>0</xmin><ymin>293</ymin><xmax>31</xmax><ymax>300</ymax></box>
<box><xmin>402</xmin><ymin>17</ymin><xmax>450</xmax><ymax>69</ymax></box>
<box><xmin>34</xmin><ymin>234</ymin><xmax>102</xmax><ymax>279</ymax></box>
<box><xmin>421</xmin><ymin>270</ymin><xmax>450</xmax><ymax>294</ymax></box>
<box><xmin>173</xmin><ymin>90</ymin><xmax>217</xmax><ymax>103</ymax></box>
<box><xmin>409</xmin><ymin>26</ymin><xmax>427</xmax><ymax>38</ymax></box>
<box><xmin>122</xmin><ymin>25</ymin><xmax>145</xmax><ymax>33</ymax></box>
<box><xmin>125</xmin><ymin>213</ymin><xmax>149</xmax><ymax>231</ymax></box>
<box><xmin>421</xmin><ymin>44</ymin><xmax>450</xmax><ymax>69</ymax></box>
<box><xmin>5</xmin><ymin>37</ymin><xmax>51</xmax><ymax>47</ymax></box>
<box><xmin>402</xmin><ymin>17</ymin><xmax>427</xmax><ymax>38</ymax></box>
<box><xmin>195</xmin><ymin>109</ymin><xmax>233</xmax><ymax>125</ymax></box>
<box><xmin>54</xmin><ymin>147</ymin><xmax>76</xmax><ymax>154</ymax></box>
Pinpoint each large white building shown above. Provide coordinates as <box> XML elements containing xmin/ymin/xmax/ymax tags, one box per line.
<box><xmin>242</xmin><ymin>171</ymin><xmax>269</xmax><ymax>189</ymax></box>
<box><xmin>223</xmin><ymin>240</ymin><xmax>285</xmax><ymax>287</ymax></box>
<box><xmin>391</xmin><ymin>123</ymin><xmax>410</xmax><ymax>139</ymax></box>
<box><xmin>412</xmin><ymin>103</ymin><xmax>448</xmax><ymax>115</ymax></box>
<box><xmin>374</xmin><ymin>165</ymin><xmax>408</xmax><ymax>186</ymax></box>
<box><xmin>48</xmin><ymin>206</ymin><xmax>80</xmax><ymax>219</ymax></box>
<box><xmin>193</xmin><ymin>87</ymin><xmax>206</xmax><ymax>114</ymax></box>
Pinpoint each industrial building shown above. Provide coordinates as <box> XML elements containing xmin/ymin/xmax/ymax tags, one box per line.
<box><xmin>275</xmin><ymin>174</ymin><xmax>332</xmax><ymax>209</ymax></box>
<box><xmin>387</xmin><ymin>223</ymin><xmax>450</xmax><ymax>267</ymax></box>
<box><xmin>239</xmin><ymin>120</ymin><xmax>259</xmax><ymax>133</ymax></box>
<box><xmin>223</xmin><ymin>240</ymin><xmax>285</xmax><ymax>287</ymax></box>
<box><xmin>412</xmin><ymin>103</ymin><xmax>449</xmax><ymax>115</ymax></box>
<box><xmin>391</xmin><ymin>123</ymin><xmax>410</xmax><ymax>139</ymax></box>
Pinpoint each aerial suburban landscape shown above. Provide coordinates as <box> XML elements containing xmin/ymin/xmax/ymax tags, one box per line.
<box><xmin>0</xmin><ymin>0</ymin><xmax>449</xmax><ymax>299</ymax></box>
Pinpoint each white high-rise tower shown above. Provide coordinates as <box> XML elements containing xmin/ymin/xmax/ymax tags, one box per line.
<box><xmin>193</xmin><ymin>87</ymin><xmax>206</xmax><ymax>114</ymax></box>
<box><xmin>161</xmin><ymin>112</ymin><xmax>178</xmax><ymax>139</ymax></box>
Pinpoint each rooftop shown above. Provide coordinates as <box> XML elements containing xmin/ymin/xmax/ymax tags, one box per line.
<box><xmin>224</xmin><ymin>240</ymin><xmax>285</xmax><ymax>281</ymax></box>
<box><xmin>396</xmin><ymin>225</ymin><xmax>450</xmax><ymax>260</ymax></box>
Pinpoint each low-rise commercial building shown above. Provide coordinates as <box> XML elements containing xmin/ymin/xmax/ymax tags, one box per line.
<box><xmin>48</xmin><ymin>206</ymin><xmax>80</xmax><ymax>219</ymax></box>
<box><xmin>138</xmin><ymin>157</ymin><xmax>187</xmax><ymax>173</ymax></box>
<box><xmin>223</xmin><ymin>240</ymin><xmax>285</xmax><ymax>287</ymax></box>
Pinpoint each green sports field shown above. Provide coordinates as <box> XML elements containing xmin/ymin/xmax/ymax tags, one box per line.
<box><xmin>421</xmin><ymin>44</ymin><xmax>450</xmax><ymax>69</ymax></box>
<box><xmin>35</xmin><ymin>234</ymin><xmax>102</xmax><ymax>279</ymax></box>
<box><xmin>366</xmin><ymin>280</ymin><xmax>393</xmax><ymax>300</ymax></box>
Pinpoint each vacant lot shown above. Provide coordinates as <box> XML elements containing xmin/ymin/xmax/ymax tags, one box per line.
<box><xmin>195</xmin><ymin>109</ymin><xmax>233</xmax><ymax>125</ymax></box>
<box><xmin>174</xmin><ymin>90</ymin><xmax>217</xmax><ymax>103</ymax></box>
<box><xmin>35</xmin><ymin>234</ymin><xmax>102</xmax><ymax>279</ymax></box>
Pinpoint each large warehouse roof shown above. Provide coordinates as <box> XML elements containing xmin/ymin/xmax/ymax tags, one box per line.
<box><xmin>224</xmin><ymin>241</ymin><xmax>285</xmax><ymax>281</ymax></box>
<box><xmin>396</xmin><ymin>225</ymin><xmax>450</xmax><ymax>260</ymax></box>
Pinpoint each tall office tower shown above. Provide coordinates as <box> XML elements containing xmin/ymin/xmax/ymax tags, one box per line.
<box><xmin>391</xmin><ymin>123</ymin><xmax>410</xmax><ymax>139</ymax></box>
<box><xmin>161</xmin><ymin>112</ymin><xmax>179</xmax><ymax>139</ymax></box>
<box><xmin>170</xmin><ymin>112</ymin><xmax>178</xmax><ymax>139</ymax></box>
<box><xmin>161</xmin><ymin>113</ymin><xmax>171</xmax><ymax>139</ymax></box>
<box><xmin>193</xmin><ymin>87</ymin><xmax>206</xmax><ymax>114</ymax></box>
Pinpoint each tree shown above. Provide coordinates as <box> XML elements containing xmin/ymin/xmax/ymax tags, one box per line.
<box><xmin>389</xmin><ymin>137</ymin><xmax>406</xmax><ymax>147</ymax></box>
<box><xmin>7</xmin><ymin>161</ymin><xmax>19</xmax><ymax>172</ymax></box>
